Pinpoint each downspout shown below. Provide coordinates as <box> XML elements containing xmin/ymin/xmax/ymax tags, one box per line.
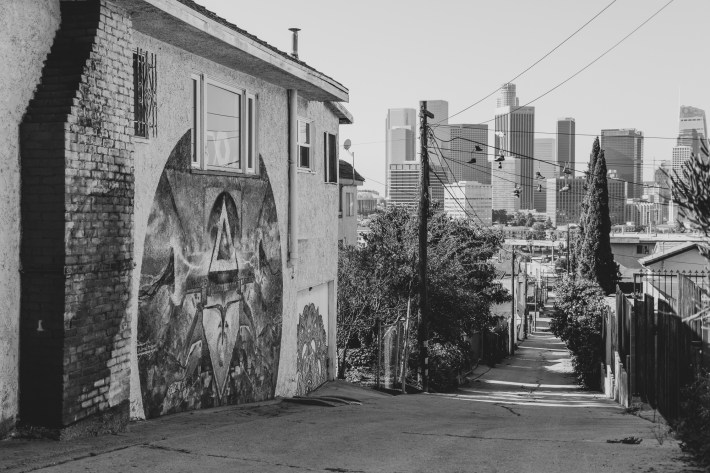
<box><xmin>288</xmin><ymin>88</ymin><xmax>298</xmax><ymax>269</ymax></box>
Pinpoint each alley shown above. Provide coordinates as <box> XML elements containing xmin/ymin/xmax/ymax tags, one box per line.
<box><xmin>0</xmin><ymin>320</ymin><xmax>696</xmax><ymax>473</ymax></box>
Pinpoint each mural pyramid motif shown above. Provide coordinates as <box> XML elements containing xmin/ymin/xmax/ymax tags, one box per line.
<box><xmin>209</xmin><ymin>200</ymin><xmax>238</xmax><ymax>274</ymax></box>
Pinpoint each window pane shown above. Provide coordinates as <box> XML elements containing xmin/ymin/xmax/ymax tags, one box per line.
<box><xmin>299</xmin><ymin>121</ymin><xmax>310</xmax><ymax>145</ymax></box>
<box><xmin>328</xmin><ymin>134</ymin><xmax>337</xmax><ymax>183</ymax></box>
<box><xmin>206</xmin><ymin>83</ymin><xmax>240</xmax><ymax>168</ymax></box>
<box><xmin>192</xmin><ymin>78</ymin><xmax>198</xmax><ymax>164</ymax></box>
<box><xmin>299</xmin><ymin>146</ymin><xmax>310</xmax><ymax>168</ymax></box>
<box><xmin>248</xmin><ymin>98</ymin><xmax>254</xmax><ymax>169</ymax></box>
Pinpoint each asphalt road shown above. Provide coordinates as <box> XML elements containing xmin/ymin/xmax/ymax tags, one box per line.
<box><xmin>0</xmin><ymin>319</ymin><xmax>698</xmax><ymax>473</ymax></box>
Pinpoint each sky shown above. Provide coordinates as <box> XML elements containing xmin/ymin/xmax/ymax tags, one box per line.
<box><xmin>199</xmin><ymin>0</ymin><xmax>710</xmax><ymax>195</ymax></box>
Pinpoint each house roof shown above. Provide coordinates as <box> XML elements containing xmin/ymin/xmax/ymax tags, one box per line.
<box><xmin>325</xmin><ymin>102</ymin><xmax>354</xmax><ymax>125</ymax></box>
<box><xmin>339</xmin><ymin>160</ymin><xmax>364</xmax><ymax>183</ymax></box>
<box><xmin>116</xmin><ymin>0</ymin><xmax>348</xmax><ymax>102</ymax></box>
<box><xmin>638</xmin><ymin>241</ymin><xmax>702</xmax><ymax>266</ymax></box>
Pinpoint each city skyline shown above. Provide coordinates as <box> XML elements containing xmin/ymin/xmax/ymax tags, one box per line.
<box><xmin>196</xmin><ymin>0</ymin><xmax>709</xmax><ymax>197</ymax></box>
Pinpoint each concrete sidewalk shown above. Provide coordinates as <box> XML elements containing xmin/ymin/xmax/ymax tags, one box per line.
<box><xmin>0</xmin><ymin>324</ymin><xmax>699</xmax><ymax>472</ymax></box>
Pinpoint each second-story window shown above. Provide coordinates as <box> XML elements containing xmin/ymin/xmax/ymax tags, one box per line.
<box><xmin>324</xmin><ymin>132</ymin><xmax>337</xmax><ymax>183</ymax></box>
<box><xmin>191</xmin><ymin>75</ymin><xmax>257</xmax><ymax>174</ymax></box>
<box><xmin>298</xmin><ymin>119</ymin><xmax>312</xmax><ymax>170</ymax></box>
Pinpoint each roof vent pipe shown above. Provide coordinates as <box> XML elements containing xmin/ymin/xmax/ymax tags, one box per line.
<box><xmin>289</xmin><ymin>28</ymin><xmax>301</xmax><ymax>59</ymax></box>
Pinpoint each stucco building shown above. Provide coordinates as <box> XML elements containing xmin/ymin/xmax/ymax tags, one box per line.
<box><xmin>338</xmin><ymin>160</ymin><xmax>364</xmax><ymax>246</ymax></box>
<box><xmin>1</xmin><ymin>0</ymin><xmax>350</xmax><ymax>437</ymax></box>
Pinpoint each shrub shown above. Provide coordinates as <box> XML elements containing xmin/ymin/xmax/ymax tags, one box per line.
<box><xmin>552</xmin><ymin>276</ymin><xmax>607</xmax><ymax>389</ymax></box>
<box><xmin>674</xmin><ymin>370</ymin><xmax>710</xmax><ymax>468</ymax></box>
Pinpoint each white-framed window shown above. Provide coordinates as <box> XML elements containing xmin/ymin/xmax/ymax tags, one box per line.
<box><xmin>298</xmin><ymin>118</ymin><xmax>313</xmax><ymax>170</ymax></box>
<box><xmin>324</xmin><ymin>132</ymin><xmax>337</xmax><ymax>183</ymax></box>
<box><xmin>191</xmin><ymin>74</ymin><xmax>201</xmax><ymax>167</ymax></box>
<box><xmin>345</xmin><ymin>192</ymin><xmax>354</xmax><ymax>217</ymax></box>
<box><xmin>191</xmin><ymin>74</ymin><xmax>258</xmax><ymax>174</ymax></box>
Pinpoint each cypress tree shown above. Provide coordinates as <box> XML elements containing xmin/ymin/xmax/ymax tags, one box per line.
<box><xmin>578</xmin><ymin>151</ymin><xmax>618</xmax><ymax>293</ymax></box>
<box><xmin>571</xmin><ymin>137</ymin><xmax>601</xmax><ymax>275</ymax></box>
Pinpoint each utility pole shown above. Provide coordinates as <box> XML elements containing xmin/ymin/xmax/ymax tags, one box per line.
<box><xmin>523</xmin><ymin>261</ymin><xmax>528</xmax><ymax>339</ymax></box>
<box><xmin>510</xmin><ymin>250</ymin><xmax>516</xmax><ymax>355</ymax></box>
<box><xmin>566</xmin><ymin>225</ymin><xmax>571</xmax><ymax>274</ymax></box>
<box><xmin>418</xmin><ymin>101</ymin><xmax>433</xmax><ymax>392</ymax></box>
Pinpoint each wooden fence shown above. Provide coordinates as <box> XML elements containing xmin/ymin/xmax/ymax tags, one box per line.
<box><xmin>603</xmin><ymin>271</ymin><xmax>707</xmax><ymax>420</ymax></box>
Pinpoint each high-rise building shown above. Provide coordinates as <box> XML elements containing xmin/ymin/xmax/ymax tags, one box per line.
<box><xmin>496</xmin><ymin>83</ymin><xmax>518</xmax><ymax>108</ymax></box>
<box><xmin>446</xmin><ymin>124</ymin><xmax>490</xmax><ymax>184</ymax></box>
<box><xmin>672</xmin><ymin>145</ymin><xmax>693</xmax><ymax>173</ymax></box>
<box><xmin>426</xmin><ymin>100</ymin><xmax>449</xmax><ymax>169</ymax></box>
<box><xmin>533</xmin><ymin>138</ymin><xmax>556</xmax><ymax>212</ymax></box>
<box><xmin>546</xmin><ymin>177</ymin><xmax>585</xmax><ymax>226</ymax></box>
<box><xmin>673</xmin><ymin>106</ymin><xmax>708</xmax><ymax>174</ymax></box>
<box><xmin>600</xmin><ymin>129</ymin><xmax>643</xmax><ymax>199</ymax></box>
<box><xmin>429</xmin><ymin>163</ymin><xmax>447</xmax><ymax>208</ymax></box>
<box><xmin>493</xmin><ymin>83</ymin><xmax>535</xmax><ymax>211</ymax></box>
<box><xmin>385</xmin><ymin>108</ymin><xmax>416</xmax><ymax>198</ymax></box>
<box><xmin>444</xmin><ymin>181</ymin><xmax>492</xmax><ymax>226</ymax></box>
<box><xmin>679</xmin><ymin>105</ymin><xmax>707</xmax><ymax>142</ymax></box>
<box><xmin>388</xmin><ymin>163</ymin><xmax>420</xmax><ymax>208</ymax></box>
<box><xmin>557</xmin><ymin>118</ymin><xmax>575</xmax><ymax>174</ymax></box>
<box><xmin>544</xmin><ymin>175</ymin><xmax>625</xmax><ymax>226</ymax></box>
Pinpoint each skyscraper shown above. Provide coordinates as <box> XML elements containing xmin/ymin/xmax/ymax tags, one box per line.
<box><xmin>557</xmin><ymin>118</ymin><xmax>575</xmax><ymax>174</ymax></box>
<box><xmin>426</xmin><ymin>100</ymin><xmax>449</xmax><ymax>169</ymax></box>
<box><xmin>388</xmin><ymin>163</ymin><xmax>420</xmax><ymax>208</ymax></box>
<box><xmin>446</xmin><ymin>124</ymin><xmax>490</xmax><ymax>184</ymax></box>
<box><xmin>673</xmin><ymin>106</ymin><xmax>708</xmax><ymax>173</ymax></box>
<box><xmin>492</xmin><ymin>83</ymin><xmax>535</xmax><ymax>211</ymax></box>
<box><xmin>600</xmin><ymin>129</ymin><xmax>643</xmax><ymax>199</ymax></box>
<box><xmin>444</xmin><ymin>181</ymin><xmax>492</xmax><ymax>225</ymax></box>
<box><xmin>533</xmin><ymin>138</ymin><xmax>556</xmax><ymax>212</ymax></box>
<box><xmin>385</xmin><ymin>108</ymin><xmax>416</xmax><ymax>197</ymax></box>
<box><xmin>679</xmin><ymin>105</ymin><xmax>707</xmax><ymax>143</ymax></box>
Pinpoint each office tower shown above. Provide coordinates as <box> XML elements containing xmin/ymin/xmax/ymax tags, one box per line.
<box><xmin>385</xmin><ymin>108</ymin><xmax>416</xmax><ymax>197</ymax></box>
<box><xmin>679</xmin><ymin>105</ymin><xmax>707</xmax><ymax>144</ymax></box>
<box><xmin>672</xmin><ymin>145</ymin><xmax>693</xmax><ymax>173</ymax></box>
<box><xmin>493</xmin><ymin>83</ymin><xmax>535</xmax><ymax>211</ymax></box>
<box><xmin>429</xmin><ymin>163</ymin><xmax>447</xmax><ymax>208</ymax></box>
<box><xmin>388</xmin><ymin>163</ymin><xmax>420</xmax><ymax>208</ymax></box>
<box><xmin>444</xmin><ymin>181</ymin><xmax>492</xmax><ymax>226</ymax></box>
<box><xmin>447</xmin><ymin>124</ymin><xmax>490</xmax><ymax>184</ymax></box>
<box><xmin>533</xmin><ymin>138</ymin><xmax>556</xmax><ymax>212</ymax></box>
<box><xmin>600</xmin><ymin>129</ymin><xmax>643</xmax><ymax>199</ymax></box>
<box><xmin>607</xmin><ymin>179</ymin><xmax>627</xmax><ymax>225</ymax></box>
<box><xmin>673</xmin><ymin>106</ymin><xmax>708</xmax><ymax>174</ymax></box>
<box><xmin>545</xmin><ymin>177</ymin><xmax>585</xmax><ymax>226</ymax></box>
<box><xmin>557</xmin><ymin>118</ymin><xmax>575</xmax><ymax>173</ymax></box>
<box><xmin>653</xmin><ymin>161</ymin><xmax>671</xmax><ymax>222</ymax></box>
<box><xmin>426</xmin><ymin>100</ymin><xmax>449</xmax><ymax>169</ymax></box>
<box><xmin>496</xmin><ymin>83</ymin><xmax>518</xmax><ymax>108</ymax></box>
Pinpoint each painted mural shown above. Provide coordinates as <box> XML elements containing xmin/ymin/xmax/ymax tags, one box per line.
<box><xmin>296</xmin><ymin>303</ymin><xmax>328</xmax><ymax>396</ymax></box>
<box><xmin>138</xmin><ymin>133</ymin><xmax>282</xmax><ymax>418</ymax></box>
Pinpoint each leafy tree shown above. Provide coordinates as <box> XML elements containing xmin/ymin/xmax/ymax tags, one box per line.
<box><xmin>544</xmin><ymin>216</ymin><xmax>554</xmax><ymax>229</ymax></box>
<box><xmin>530</xmin><ymin>222</ymin><xmax>546</xmax><ymax>240</ymax></box>
<box><xmin>492</xmin><ymin>209</ymin><xmax>509</xmax><ymax>224</ymax></box>
<box><xmin>668</xmin><ymin>145</ymin><xmax>710</xmax><ymax>469</ymax></box>
<box><xmin>337</xmin><ymin>207</ymin><xmax>509</xmax><ymax>386</ymax></box>
<box><xmin>577</xmin><ymin>151</ymin><xmax>618</xmax><ymax>294</ymax></box>
<box><xmin>525</xmin><ymin>212</ymin><xmax>535</xmax><ymax>227</ymax></box>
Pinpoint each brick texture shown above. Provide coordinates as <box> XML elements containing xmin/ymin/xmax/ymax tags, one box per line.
<box><xmin>20</xmin><ymin>0</ymin><xmax>134</xmax><ymax>430</ymax></box>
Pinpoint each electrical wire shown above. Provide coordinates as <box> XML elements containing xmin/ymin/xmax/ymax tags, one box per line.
<box><xmin>479</xmin><ymin>0</ymin><xmax>675</xmax><ymax>125</ymax></box>
<box><xmin>433</xmin><ymin>0</ymin><xmax>619</xmax><ymax>125</ymax></box>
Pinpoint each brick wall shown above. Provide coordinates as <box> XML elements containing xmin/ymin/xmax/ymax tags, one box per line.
<box><xmin>20</xmin><ymin>0</ymin><xmax>134</xmax><ymax>431</ymax></box>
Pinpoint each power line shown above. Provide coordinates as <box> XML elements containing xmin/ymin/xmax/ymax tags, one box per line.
<box><xmin>426</xmin><ymin>129</ymin><xmax>673</xmax><ymax>210</ymax></box>
<box><xmin>431</xmin><ymin>132</ymin><xmax>672</xmax><ymax>191</ymax></box>
<box><xmin>479</xmin><ymin>0</ymin><xmax>675</xmax><ymax>125</ymax></box>
<box><xmin>433</xmin><ymin>0</ymin><xmax>619</xmax><ymax>125</ymax></box>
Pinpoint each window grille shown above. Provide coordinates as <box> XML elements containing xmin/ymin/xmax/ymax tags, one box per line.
<box><xmin>133</xmin><ymin>48</ymin><xmax>157</xmax><ymax>138</ymax></box>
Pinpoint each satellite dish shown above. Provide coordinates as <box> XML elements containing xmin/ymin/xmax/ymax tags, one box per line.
<box><xmin>344</xmin><ymin>139</ymin><xmax>352</xmax><ymax>151</ymax></box>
